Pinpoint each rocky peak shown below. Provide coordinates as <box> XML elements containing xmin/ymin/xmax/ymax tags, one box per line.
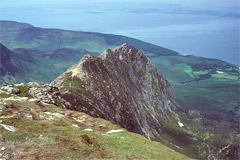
<box><xmin>100</xmin><ymin>43</ymin><xmax>143</xmax><ymax>60</ymax></box>
<box><xmin>99</xmin><ymin>43</ymin><xmax>157</xmax><ymax>75</ymax></box>
<box><xmin>51</xmin><ymin>44</ymin><xmax>182</xmax><ymax>140</ymax></box>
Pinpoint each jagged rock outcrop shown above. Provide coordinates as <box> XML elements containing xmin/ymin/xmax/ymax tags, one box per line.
<box><xmin>51</xmin><ymin>43</ymin><xmax>183</xmax><ymax>140</ymax></box>
<box><xmin>0</xmin><ymin>82</ymin><xmax>64</xmax><ymax>106</ymax></box>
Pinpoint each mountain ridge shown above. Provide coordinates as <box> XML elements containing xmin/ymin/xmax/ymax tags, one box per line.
<box><xmin>50</xmin><ymin>44</ymin><xmax>210</xmax><ymax>158</ymax></box>
<box><xmin>51</xmin><ymin>43</ymin><xmax>181</xmax><ymax>139</ymax></box>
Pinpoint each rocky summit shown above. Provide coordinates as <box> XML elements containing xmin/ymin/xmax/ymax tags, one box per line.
<box><xmin>51</xmin><ymin>43</ymin><xmax>184</xmax><ymax>141</ymax></box>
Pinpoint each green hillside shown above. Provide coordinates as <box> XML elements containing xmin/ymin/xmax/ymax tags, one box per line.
<box><xmin>0</xmin><ymin>87</ymin><xmax>191</xmax><ymax>160</ymax></box>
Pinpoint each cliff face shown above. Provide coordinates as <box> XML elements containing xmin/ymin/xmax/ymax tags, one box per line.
<box><xmin>51</xmin><ymin>43</ymin><xmax>182</xmax><ymax>140</ymax></box>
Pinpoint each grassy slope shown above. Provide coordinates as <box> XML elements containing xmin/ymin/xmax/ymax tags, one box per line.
<box><xmin>0</xmin><ymin>95</ymin><xmax>191</xmax><ymax>160</ymax></box>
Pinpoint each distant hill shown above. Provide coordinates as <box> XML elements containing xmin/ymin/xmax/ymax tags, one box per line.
<box><xmin>0</xmin><ymin>43</ymin><xmax>98</xmax><ymax>86</ymax></box>
<box><xmin>0</xmin><ymin>20</ymin><xmax>178</xmax><ymax>56</ymax></box>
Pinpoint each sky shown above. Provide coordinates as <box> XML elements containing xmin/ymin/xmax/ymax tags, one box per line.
<box><xmin>0</xmin><ymin>0</ymin><xmax>239</xmax><ymax>64</ymax></box>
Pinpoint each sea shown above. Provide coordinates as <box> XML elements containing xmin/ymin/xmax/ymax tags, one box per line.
<box><xmin>0</xmin><ymin>0</ymin><xmax>239</xmax><ymax>65</ymax></box>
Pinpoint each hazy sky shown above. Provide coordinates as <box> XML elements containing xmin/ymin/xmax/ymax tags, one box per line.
<box><xmin>0</xmin><ymin>0</ymin><xmax>239</xmax><ymax>64</ymax></box>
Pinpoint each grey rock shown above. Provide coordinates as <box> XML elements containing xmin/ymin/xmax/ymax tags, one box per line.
<box><xmin>1</xmin><ymin>86</ymin><xmax>19</xmax><ymax>94</ymax></box>
<box><xmin>0</xmin><ymin>124</ymin><xmax>16</xmax><ymax>132</ymax></box>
